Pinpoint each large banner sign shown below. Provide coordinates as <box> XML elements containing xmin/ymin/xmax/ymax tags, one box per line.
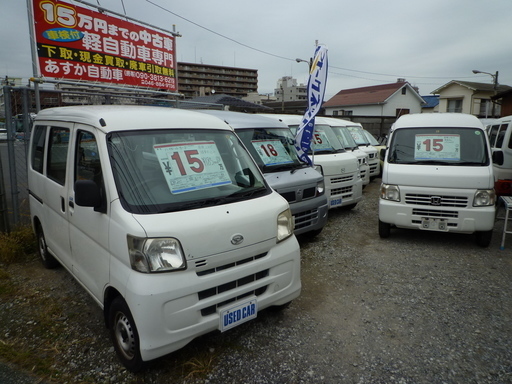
<box><xmin>31</xmin><ymin>0</ymin><xmax>177</xmax><ymax>91</ymax></box>
<box><xmin>295</xmin><ymin>44</ymin><xmax>328</xmax><ymax>165</ymax></box>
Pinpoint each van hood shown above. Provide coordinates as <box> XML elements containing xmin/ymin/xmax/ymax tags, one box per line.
<box><xmin>383</xmin><ymin>164</ymin><xmax>494</xmax><ymax>189</ymax></box>
<box><xmin>131</xmin><ymin>192</ymin><xmax>289</xmax><ymax>260</ymax></box>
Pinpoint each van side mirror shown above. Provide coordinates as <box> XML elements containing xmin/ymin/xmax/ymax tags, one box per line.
<box><xmin>492</xmin><ymin>150</ymin><xmax>504</xmax><ymax>166</ymax></box>
<box><xmin>379</xmin><ymin>148</ymin><xmax>387</xmax><ymax>161</ymax></box>
<box><xmin>75</xmin><ymin>180</ymin><xmax>105</xmax><ymax>212</ymax></box>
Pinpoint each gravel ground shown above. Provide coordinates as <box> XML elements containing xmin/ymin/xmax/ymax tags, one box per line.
<box><xmin>1</xmin><ymin>179</ymin><xmax>512</xmax><ymax>383</ymax></box>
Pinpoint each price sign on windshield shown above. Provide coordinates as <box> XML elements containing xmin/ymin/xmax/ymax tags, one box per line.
<box><xmin>312</xmin><ymin>130</ymin><xmax>334</xmax><ymax>151</ymax></box>
<box><xmin>251</xmin><ymin>139</ymin><xmax>293</xmax><ymax>166</ymax></box>
<box><xmin>414</xmin><ymin>134</ymin><xmax>460</xmax><ymax>160</ymax></box>
<box><xmin>154</xmin><ymin>141</ymin><xmax>231</xmax><ymax>194</ymax></box>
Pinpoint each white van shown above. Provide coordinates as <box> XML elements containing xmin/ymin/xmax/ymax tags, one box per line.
<box><xmin>318</xmin><ymin>117</ymin><xmax>371</xmax><ymax>186</ymax></box>
<box><xmin>379</xmin><ymin>113</ymin><xmax>495</xmax><ymax>247</ymax></box>
<box><xmin>487</xmin><ymin>115</ymin><xmax>512</xmax><ymax>196</ymax></box>
<box><xmin>345</xmin><ymin>122</ymin><xmax>380</xmax><ymax>179</ymax></box>
<box><xmin>198</xmin><ymin>110</ymin><xmax>328</xmax><ymax>236</ymax></box>
<box><xmin>260</xmin><ymin>114</ymin><xmax>363</xmax><ymax>210</ymax></box>
<box><xmin>28</xmin><ymin>106</ymin><xmax>301</xmax><ymax>371</ymax></box>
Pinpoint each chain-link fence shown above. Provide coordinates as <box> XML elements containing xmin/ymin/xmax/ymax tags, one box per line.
<box><xmin>0</xmin><ymin>85</ymin><xmax>222</xmax><ymax>232</ymax></box>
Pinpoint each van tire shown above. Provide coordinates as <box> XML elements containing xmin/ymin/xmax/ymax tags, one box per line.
<box><xmin>36</xmin><ymin>226</ymin><xmax>59</xmax><ymax>269</ymax></box>
<box><xmin>475</xmin><ymin>230</ymin><xmax>492</xmax><ymax>248</ymax></box>
<box><xmin>108</xmin><ymin>297</ymin><xmax>144</xmax><ymax>372</ymax></box>
<box><xmin>378</xmin><ymin>220</ymin><xmax>391</xmax><ymax>238</ymax></box>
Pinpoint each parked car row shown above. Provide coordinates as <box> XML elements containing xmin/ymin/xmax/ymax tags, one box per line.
<box><xmin>26</xmin><ymin>105</ymin><xmax>383</xmax><ymax>372</ymax></box>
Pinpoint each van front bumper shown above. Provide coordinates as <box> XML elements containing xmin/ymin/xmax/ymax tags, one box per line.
<box><xmin>379</xmin><ymin>199</ymin><xmax>495</xmax><ymax>233</ymax></box>
<box><xmin>122</xmin><ymin>235</ymin><xmax>301</xmax><ymax>362</ymax></box>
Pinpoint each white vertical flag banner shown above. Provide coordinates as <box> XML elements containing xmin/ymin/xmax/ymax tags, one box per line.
<box><xmin>295</xmin><ymin>44</ymin><xmax>329</xmax><ymax>165</ymax></box>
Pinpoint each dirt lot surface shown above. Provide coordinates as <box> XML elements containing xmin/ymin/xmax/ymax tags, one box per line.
<box><xmin>1</xmin><ymin>179</ymin><xmax>512</xmax><ymax>383</ymax></box>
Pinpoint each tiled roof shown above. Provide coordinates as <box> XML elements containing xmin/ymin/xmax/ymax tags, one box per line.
<box><xmin>431</xmin><ymin>81</ymin><xmax>512</xmax><ymax>94</ymax></box>
<box><xmin>187</xmin><ymin>94</ymin><xmax>272</xmax><ymax>111</ymax></box>
<box><xmin>323</xmin><ymin>82</ymin><xmax>411</xmax><ymax>108</ymax></box>
<box><xmin>421</xmin><ymin>95</ymin><xmax>439</xmax><ymax>108</ymax></box>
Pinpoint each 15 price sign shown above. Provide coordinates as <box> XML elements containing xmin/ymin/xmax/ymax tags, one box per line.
<box><xmin>154</xmin><ymin>141</ymin><xmax>231</xmax><ymax>193</ymax></box>
<box><xmin>414</xmin><ymin>134</ymin><xmax>461</xmax><ymax>160</ymax></box>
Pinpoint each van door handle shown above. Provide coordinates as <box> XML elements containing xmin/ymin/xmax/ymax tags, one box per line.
<box><xmin>69</xmin><ymin>200</ymin><xmax>74</xmax><ymax>209</ymax></box>
<box><xmin>61</xmin><ymin>196</ymin><xmax>66</xmax><ymax>212</ymax></box>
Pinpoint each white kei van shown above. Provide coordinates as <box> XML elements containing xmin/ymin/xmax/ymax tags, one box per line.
<box><xmin>487</xmin><ymin>115</ymin><xmax>512</xmax><ymax>196</ymax></box>
<box><xmin>28</xmin><ymin>106</ymin><xmax>301</xmax><ymax>371</ymax></box>
<box><xmin>345</xmin><ymin>122</ymin><xmax>380</xmax><ymax>179</ymax></box>
<box><xmin>379</xmin><ymin>113</ymin><xmax>495</xmax><ymax>247</ymax></box>
<box><xmin>198</xmin><ymin>110</ymin><xmax>329</xmax><ymax>236</ymax></box>
<box><xmin>260</xmin><ymin>114</ymin><xmax>363</xmax><ymax>210</ymax></box>
<box><xmin>318</xmin><ymin>117</ymin><xmax>371</xmax><ymax>186</ymax></box>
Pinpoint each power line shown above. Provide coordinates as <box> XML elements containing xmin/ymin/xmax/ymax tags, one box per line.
<box><xmin>144</xmin><ymin>1</ymin><xmax>484</xmax><ymax>83</ymax></box>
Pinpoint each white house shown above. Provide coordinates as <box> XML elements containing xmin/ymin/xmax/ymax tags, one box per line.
<box><xmin>323</xmin><ymin>80</ymin><xmax>425</xmax><ymax>117</ymax></box>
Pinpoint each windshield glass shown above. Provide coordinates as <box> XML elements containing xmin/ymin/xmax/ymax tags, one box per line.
<box><xmin>347</xmin><ymin>126</ymin><xmax>370</xmax><ymax>145</ymax></box>
<box><xmin>388</xmin><ymin>127</ymin><xmax>489</xmax><ymax>166</ymax></box>
<box><xmin>236</xmin><ymin>127</ymin><xmax>306</xmax><ymax>172</ymax></box>
<box><xmin>330</xmin><ymin>126</ymin><xmax>359</xmax><ymax>150</ymax></box>
<box><xmin>364</xmin><ymin>130</ymin><xmax>380</xmax><ymax>146</ymax></box>
<box><xmin>311</xmin><ymin>124</ymin><xmax>345</xmax><ymax>154</ymax></box>
<box><xmin>108</xmin><ymin>129</ymin><xmax>269</xmax><ymax>214</ymax></box>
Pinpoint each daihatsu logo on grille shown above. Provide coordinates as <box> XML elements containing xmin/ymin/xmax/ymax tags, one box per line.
<box><xmin>431</xmin><ymin>196</ymin><xmax>442</xmax><ymax>206</ymax></box>
<box><xmin>231</xmin><ymin>234</ymin><xmax>244</xmax><ymax>245</ymax></box>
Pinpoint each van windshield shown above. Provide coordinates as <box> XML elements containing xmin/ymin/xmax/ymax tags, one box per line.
<box><xmin>107</xmin><ymin>129</ymin><xmax>269</xmax><ymax>214</ymax></box>
<box><xmin>236</xmin><ymin>127</ymin><xmax>306</xmax><ymax>172</ymax></box>
<box><xmin>330</xmin><ymin>126</ymin><xmax>359</xmax><ymax>150</ymax></box>
<box><xmin>347</xmin><ymin>126</ymin><xmax>371</xmax><ymax>146</ymax></box>
<box><xmin>311</xmin><ymin>124</ymin><xmax>345</xmax><ymax>154</ymax></box>
<box><xmin>388</xmin><ymin>127</ymin><xmax>489</xmax><ymax>166</ymax></box>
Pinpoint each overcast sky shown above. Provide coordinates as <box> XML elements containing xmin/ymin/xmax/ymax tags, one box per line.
<box><xmin>1</xmin><ymin>0</ymin><xmax>511</xmax><ymax>99</ymax></box>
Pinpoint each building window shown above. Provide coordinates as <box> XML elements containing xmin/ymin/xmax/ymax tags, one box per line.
<box><xmin>478</xmin><ymin>99</ymin><xmax>492</xmax><ymax>116</ymax></box>
<box><xmin>401</xmin><ymin>87</ymin><xmax>407</xmax><ymax>95</ymax></box>
<box><xmin>342</xmin><ymin>110</ymin><xmax>353</xmax><ymax>116</ymax></box>
<box><xmin>447</xmin><ymin>99</ymin><xmax>463</xmax><ymax>113</ymax></box>
<box><xmin>396</xmin><ymin>109</ymin><xmax>410</xmax><ymax>117</ymax></box>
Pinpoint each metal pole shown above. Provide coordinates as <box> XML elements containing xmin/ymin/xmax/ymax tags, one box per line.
<box><xmin>4</xmin><ymin>86</ymin><xmax>20</xmax><ymax>226</ymax></box>
<box><xmin>26</xmin><ymin>0</ymin><xmax>41</xmax><ymax>112</ymax></box>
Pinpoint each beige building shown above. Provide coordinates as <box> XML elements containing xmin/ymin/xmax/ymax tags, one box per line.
<box><xmin>432</xmin><ymin>81</ymin><xmax>511</xmax><ymax>118</ymax></box>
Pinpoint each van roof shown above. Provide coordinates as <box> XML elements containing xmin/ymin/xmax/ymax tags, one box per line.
<box><xmin>318</xmin><ymin>116</ymin><xmax>362</xmax><ymax>128</ymax></box>
<box><xmin>198</xmin><ymin>110</ymin><xmax>290</xmax><ymax>129</ymax></box>
<box><xmin>34</xmin><ymin>105</ymin><xmax>233</xmax><ymax>132</ymax></box>
<box><xmin>393</xmin><ymin>113</ymin><xmax>485</xmax><ymax>129</ymax></box>
<box><xmin>258</xmin><ymin>114</ymin><xmax>302</xmax><ymax>126</ymax></box>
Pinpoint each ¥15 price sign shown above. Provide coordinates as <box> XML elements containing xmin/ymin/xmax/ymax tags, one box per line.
<box><xmin>312</xmin><ymin>130</ymin><xmax>334</xmax><ymax>151</ymax></box>
<box><xmin>414</xmin><ymin>134</ymin><xmax>460</xmax><ymax>160</ymax></box>
<box><xmin>154</xmin><ymin>141</ymin><xmax>231</xmax><ymax>194</ymax></box>
<box><xmin>251</xmin><ymin>139</ymin><xmax>293</xmax><ymax>166</ymax></box>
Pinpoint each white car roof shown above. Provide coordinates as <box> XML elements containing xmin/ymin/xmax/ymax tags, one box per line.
<box><xmin>198</xmin><ymin>110</ymin><xmax>290</xmax><ymax>129</ymax></box>
<box><xmin>393</xmin><ymin>113</ymin><xmax>485</xmax><ymax>130</ymax></box>
<box><xmin>34</xmin><ymin>105</ymin><xmax>233</xmax><ymax>133</ymax></box>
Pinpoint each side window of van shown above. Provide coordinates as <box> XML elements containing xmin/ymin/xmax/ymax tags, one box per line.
<box><xmin>489</xmin><ymin>124</ymin><xmax>500</xmax><ymax>147</ymax></box>
<box><xmin>47</xmin><ymin>127</ymin><xmax>70</xmax><ymax>185</ymax></box>
<box><xmin>495</xmin><ymin>124</ymin><xmax>508</xmax><ymax>149</ymax></box>
<box><xmin>31</xmin><ymin>125</ymin><xmax>47</xmax><ymax>174</ymax></box>
<box><xmin>75</xmin><ymin>130</ymin><xmax>102</xmax><ymax>186</ymax></box>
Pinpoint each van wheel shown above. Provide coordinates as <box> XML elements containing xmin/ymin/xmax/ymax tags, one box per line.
<box><xmin>108</xmin><ymin>297</ymin><xmax>144</xmax><ymax>372</ymax></box>
<box><xmin>475</xmin><ymin>230</ymin><xmax>492</xmax><ymax>248</ymax></box>
<box><xmin>378</xmin><ymin>220</ymin><xmax>391</xmax><ymax>238</ymax></box>
<box><xmin>36</xmin><ymin>226</ymin><xmax>59</xmax><ymax>269</ymax></box>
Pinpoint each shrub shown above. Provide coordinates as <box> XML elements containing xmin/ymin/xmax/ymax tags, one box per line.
<box><xmin>0</xmin><ymin>225</ymin><xmax>36</xmax><ymax>265</ymax></box>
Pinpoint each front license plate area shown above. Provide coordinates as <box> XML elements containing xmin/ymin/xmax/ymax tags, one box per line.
<box><xmin>219</xmin><ymin>297</ymin><xmax>258</xmax><ymax>332</ymax></box>
<box><xmin>330</xmin><ymin>198</ymin><xmax>342</xmax><ymax>207</ymax></box>
<box><xmin>421</xmin><ymin>218</ymin><xmax>448</xmax><ymax>231</ymax></box>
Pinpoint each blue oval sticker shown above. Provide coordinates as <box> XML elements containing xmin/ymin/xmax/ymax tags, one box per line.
<box><xmin>42</xmin><ymin>28</ymin><xmax>84</xmax><ymax>42</ymax></box>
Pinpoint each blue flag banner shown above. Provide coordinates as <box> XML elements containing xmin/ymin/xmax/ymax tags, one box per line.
<box><xmin>295</xmin><ymin>44</ymin><xmax>329</xmax><ymax>165</ymax></box>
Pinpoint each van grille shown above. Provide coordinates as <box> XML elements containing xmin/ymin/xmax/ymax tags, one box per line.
<box><xmin>412</xmin><ymin>208</ymin><xmax>459</xmax><ymax>218</ymax></box>
<box><xmin>196</xmin><ymin>253</ymin><xmax>266</xmax><ymax>276</ymax></box>
<box><xmin>294</xmin><ymin>209</ymin><xmax>319</xmax><ymax>230</ymax></box>
<box><xmin>331</xmin><ymin>186</ymin><xmax>353</xmax><ymax>197</ymax></box>
<box><xmin>406</xmin><ymin>193</ymin><xmax>468</xmax><ymax>207</ymax></box>
<box><xmin>199</xmin><ymin>272</ymin><xmax>269</xmax><ymax>316</ymax></box>
<box><xmin>280</xmin><ymin>187</ymin><xmax>317</xmax><ymax>203</ymax></box>
<box><xmin>331</xmin><ymin>175</ymin><xmax>354</xmax><ymax>184</ymax></box>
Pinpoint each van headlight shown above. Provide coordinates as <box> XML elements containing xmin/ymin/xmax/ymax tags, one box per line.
<box><xmin>128</xmin><ymin>236</ymin><xmax>186</xmax><ymax>273</ymax></box>
<box><xmin>277</xmin><ymin>208</ymin><xmax>294</xmax><ymax>242</ymax></box>
<box><xmin>380</xmin><ymin>184</ymin><xmax>400</xmax><ymax>201</ymax></box>
<box><xmin>316</xmin><ymin>180</ymin><xmax>325</xmax><ymax>196</ymax></box>
<box><xmin>473</xmin><ymin>189</ymin><xmax>495</xmax><ymax>206</ymax></box>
